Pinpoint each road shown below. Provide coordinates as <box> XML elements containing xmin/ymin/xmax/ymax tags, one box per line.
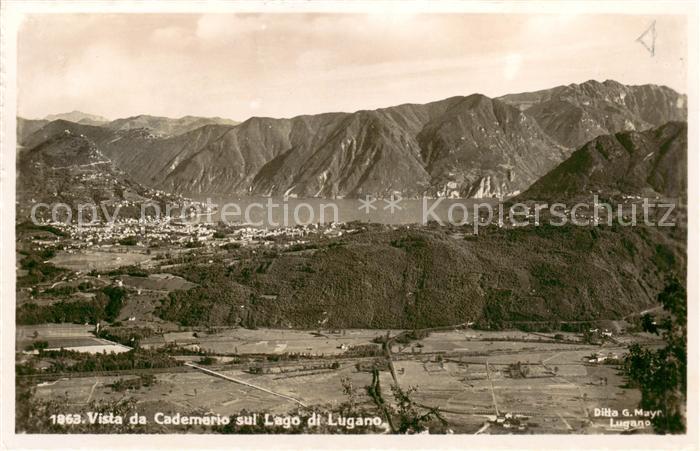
<box><xmin>485</xmin><ymin>360</ymin><xmax>499</xmax><ymax>416</ymax></box>
<box><xmin>623</xmin><ymin>304</ymin><xmax>663</xmax><ymax>320</ymax></box>
<box><xmin>184</xmin><ymin>362</ymin><xmax>308</xmax><ymax>407</ymax></box>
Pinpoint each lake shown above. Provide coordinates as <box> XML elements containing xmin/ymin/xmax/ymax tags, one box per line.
<box><xmin>186</xmin><ymin>195</ymin><xmax>499</xmax><ymax>227</ymax></box>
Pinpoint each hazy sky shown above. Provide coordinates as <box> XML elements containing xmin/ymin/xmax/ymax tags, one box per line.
<box><xmin>18</xmin><ymin>13</ymin><xmax>688</xmax><ymax>121</ymax></box>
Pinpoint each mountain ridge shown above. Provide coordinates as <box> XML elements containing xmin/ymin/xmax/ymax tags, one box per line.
<box><xmin>20</xmin><ymin>80</ymin><xmax>686</xmax><ymax>200</ymax></box>
<box><xmin>518</xmin><ymin>121</ymin><xmax>687</xmax><ymax>201</ymax></box>
<box><xmin>105</xmin><ymin>114</ymin><xmax>240</xmax><ymax>137</ymax></box>
<box><xmin>16</xmin><ymin>127</ymin><xmax>186</xmax><ymax>220</ymax></box>
<box><xmin>43</xmin><ymin>110</ymin><xmax>109</xmax><ymax>125</ymax></box>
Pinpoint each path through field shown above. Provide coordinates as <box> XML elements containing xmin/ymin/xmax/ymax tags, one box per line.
<box><xmin>184</xmin><ymin>362</ymin><xmax>307</xmax><ymax>407</ymax></box>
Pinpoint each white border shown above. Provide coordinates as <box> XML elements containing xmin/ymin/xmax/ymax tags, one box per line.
<box><xmin>1</xmin><ymin>1</ymin><xmax>698</xmax><ymax>450</ymax></box>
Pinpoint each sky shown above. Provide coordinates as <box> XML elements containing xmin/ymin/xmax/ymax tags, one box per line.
<box><xmin>17</xmin><ymin>13</ymin><xmax>688</xmax><ymax>121</ymax></box>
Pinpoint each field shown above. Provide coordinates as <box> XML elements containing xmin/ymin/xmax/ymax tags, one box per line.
<box><xmin>140</xmin><ymin>328</ymin><xmax>399</xmax><ymax>356</ymax></box>
<box><xmin>17</xmin><ymin>324</ymin><xmax>131</xmax><ymax>354</ymax></box>
<box><xmin>120</xmin><ymin>273</ymin><xmax>196</xmax><ymax>292</ymax></box>
<box><xmin>26</xmin><ymin>328</ymin><xmax>655</xmax><ymax>434</ymax></box>
<box><xmin>17</xmin><ymin>323</ymin><xmax>95</xmax><ymax>340</ymax></box>
<box><xmin>49</xmin><ymin>249</ymin><xmax>152</xmax><ymax>272</ymax></box>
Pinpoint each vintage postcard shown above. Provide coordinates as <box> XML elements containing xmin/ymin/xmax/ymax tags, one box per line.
<box><xmin>1</xmin><ymin>1</ymin><xmax>697</xmax><ymax>449</ymax></box>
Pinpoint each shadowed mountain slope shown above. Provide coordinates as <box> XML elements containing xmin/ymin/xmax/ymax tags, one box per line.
<box><xmin>22</xmin><ymin>80</ymin><xmax>686</xmax><ymax>199</ymax></box>
<box><xmin>519</xmin><ymin>122</ymin><xmax>687</xmax><ymax>201</ymax></box>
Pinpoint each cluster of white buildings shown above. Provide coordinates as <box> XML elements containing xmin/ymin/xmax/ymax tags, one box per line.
<box><xmin>31</xmin><ymin>217</ymin><xmax>349</xmax><ymax>251</ymax></box>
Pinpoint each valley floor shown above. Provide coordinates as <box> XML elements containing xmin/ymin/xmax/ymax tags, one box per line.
<box><xmin>18</xmin><ymin>326</ymin><xmax>660</xmax><ymax>434</ymax></box>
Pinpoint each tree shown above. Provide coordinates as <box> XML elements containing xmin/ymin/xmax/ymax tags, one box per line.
<box><xmin>582</xmin><ymin>329</ymin><xmax>599</xmax><ymax>344</ymax></box>
<box><xmin>390</xmin><ymin>384</ymin><xmax>447</xmax><ymax>433</ymax></box>
<box><xmin>641</xmin><ymin>313</ymin><xmax>658</xmax><ymax>334</ymax></box>
<box><xmin>625</xmin><ymin>276</ymin><xmax>686</xmax><ymax>433</ymax></box>
<box><xmin>199</xmin><ymin>356</ymin><xmax>216</xmax><ymax>365</ymax></box>
<box><xmin>365</xmin><ymin>368</ymin><xmax>447</xmax><ymax>434</ymax></box>
<box><xmin>508</xmin><ymin>361</ymin><xmax>530</xmax><ymax>379</ymax></box>
<box><xmin>102</xmin><ymin>286</ymin><xmax>127</xmax><ymax>322</ymax></box>
<box><xmin>340</xmin><ymin>376</ymin><xmax>357</xmax><ymax>411</ymax></box>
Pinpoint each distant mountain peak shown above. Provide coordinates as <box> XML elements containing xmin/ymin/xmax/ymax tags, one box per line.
<box><xmin>44</xmin><ymin>111</ymin><xmax>109</xmax><ymax>125</ymax></box>
<box><xmin>105</xmin><ymin>115</ymin><xmax>239</xmax><ymax>137</ymax></box>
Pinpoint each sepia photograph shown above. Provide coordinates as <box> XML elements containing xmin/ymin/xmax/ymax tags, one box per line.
<box><xmin>0</xmin><ymin>0</ymin><xmax>697</xmax><ymax>448</ymax></box>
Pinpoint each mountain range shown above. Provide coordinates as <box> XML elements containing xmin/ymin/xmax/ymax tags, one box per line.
<box><xmin>44</xmin><ymin>111</ymin><xmax>109</xmax><ymax>125</ymax></box>
<box><xmin>16</xmin><ymin>81</ymin><xmax>688</xmax><ymax>329</ymax></box>
<box><xmin>18</xmin><ymin>113</ymin><xmax>240</xmax><ymax>143</ymax></box>
<box><xmin>16</xmin><ymin>128</ymin><xmax>184</xmax><ymax>220</ymax></box>
<box><xmin>519</xmin><ymin>121</ymin><xmax>687</xmax><ymax>201</ymax></box>
<box><xmin>105</xmin><ymin>115</ymin><xmax>239</xmax><ymax>137</ymax></box>
<box><xmin>18</xmin><ymin>80</ymin><xmax>686</xmax><ymax>202</ymax></box>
